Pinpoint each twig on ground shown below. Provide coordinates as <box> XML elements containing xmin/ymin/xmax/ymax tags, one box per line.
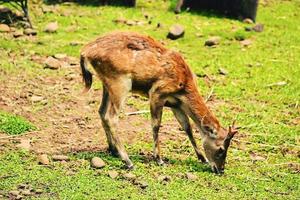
<box><xmin>0</xmin><ymin>174</ymin><xmax>18</xmax><ymax>180</ymax></box>
<box><xmin>205</xmin><ymin>87</ymin><xmax>214</xmax><ymax>102</ymax></box>
<box><xmin>126</xmin><ymin>110</ymin><xmax>150</xmax><ymax>116</ymax></box>
<box><xmin>233</xmin><ymin>138</ymin><xmax>299</xmax><ymax>148</ymax></box>
<box><xmin>0</xmin><ymin>132</ymin><xmax>32</xmax><ymax>140</ymax></box>
<box><xmin>273</xmin><ymin>162</ymin><xmax>300</xmax><ymax>166</ymax></box>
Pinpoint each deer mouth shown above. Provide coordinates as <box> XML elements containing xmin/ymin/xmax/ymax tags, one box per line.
<box><xmin>212</xmin><ymin>165</ymin><xmax>224</xmax><ymax>175</ymax></box>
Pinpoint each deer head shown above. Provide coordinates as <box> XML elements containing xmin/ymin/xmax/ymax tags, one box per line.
<box><xmin>202</xmin><ymin>120</ymin><xmax>238</xmax><ymax>174</ymax></box>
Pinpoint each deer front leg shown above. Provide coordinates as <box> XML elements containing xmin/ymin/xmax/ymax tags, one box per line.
<box><xmin>149</xmin><ymin>92</ymin><xmax>165</xmax><ymax>165</ymax></box>
<box><xmin>171</xmin><ymin>108</ymin><xmax>208</xmax><ymax>163</ymax></box>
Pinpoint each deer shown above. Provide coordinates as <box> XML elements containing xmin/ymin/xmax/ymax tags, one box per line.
<box><xmin>80</xmin><ymin>32</ymin><xmax>238</xmax><ymax>174</ymax></box>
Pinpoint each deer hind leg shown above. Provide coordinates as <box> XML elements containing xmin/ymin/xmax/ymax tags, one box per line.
<box><xmin>149</xmin><ymin>91</ymin><xmax>165</xmax><ymax>165</ymax></box>
<box><xmin>98</xmin><ymin>76</ymin><xmax>133</xmax><ymax>169</ymax></box>
<box><xmin>171</xmin><ymin>108</ymin><xmax>208</xmax><ymax>163</ymax></box>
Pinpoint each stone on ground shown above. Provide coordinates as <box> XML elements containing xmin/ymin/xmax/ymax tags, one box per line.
<box><xmin>108</xmin><ymin>170</ymin><xmax>119</xmax><ymax>179</ymax></box>
<box><xmin>44</xmin><ymin>22</ymin><xmax>58</xmax><ymax>33</ymax></box>
<box><xmin>0</xmin><ymin>24</ymin><xmax>10</xmax><ymax>32</ymax></box>
<box><xmin>38</xmin><ymin>154</ymin><xmax>50</xmax><ymax>165</ymax></box>
<box><xmin>16</xmin><ymin>139</ymin><xmax>31</xmax><ymax>151</ymax></box>
<box><xmin>24</xmin><ymin>28</ymin><xmax>37</xmax><ymax>36</ymax></box>
<box><xmin>185</xmin><ymin>172</ymin><xmax>197</xmax><ymax>181</ymax></box>
<box><xmin>91</xmin><ymin>157</ymin><xmax>106</xmax><ymax>168</ymax></box>
<box><xmin>52</xmin><ymin>155</ymin><xmax>69</xmax><ymax>161</ymax></box>
<box><xmin>252</xmin><ymin>23</ymin><xmax>264</xmax><ymax>32</ymax></box>
<box><xmin>44</xmin><ymin>56</ymin><xmax>61</xmax><ymax>70</ymax></box>
<box><xmin>167</xmin><ymin>24</ymin><xmax>185</xmax><ymax>40</ymax></box>
<box><xmin>205</xmin><ymin>36</ymin><xmax>221</xmax><ymax>46</ymax></box>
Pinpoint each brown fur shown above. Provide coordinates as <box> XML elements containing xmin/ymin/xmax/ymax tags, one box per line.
<box><xmin>80</xmin><ymin>32</ymin><xmax>236</xmax><ymax>173</ymax></box>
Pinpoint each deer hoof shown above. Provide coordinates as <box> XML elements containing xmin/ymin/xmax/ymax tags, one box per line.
<box><xmin>156</xmin><ymin>159</ymin><xmax>165</xmax><ymax>166</ymax></box>
<box><xmin>126</xmin><ymin>163</ymin><xmax>134</xmax><ymax>170</ymax></box>
<box><xmin>200</xmin><ymin>159</ymin><xmax>209</xmax><ymax>165</ymax></box>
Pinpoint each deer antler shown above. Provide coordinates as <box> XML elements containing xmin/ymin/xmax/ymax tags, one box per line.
<box><xmin>228</xmin><ymin>120</ymin><xmax>238</xmax><ymax>139</ymax></box>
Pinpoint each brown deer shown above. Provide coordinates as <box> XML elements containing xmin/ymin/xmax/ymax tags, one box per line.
<box><xmin>80</xmin><ymin>32</ymin><xmax>238</xmax><ymax>174</ymax></box>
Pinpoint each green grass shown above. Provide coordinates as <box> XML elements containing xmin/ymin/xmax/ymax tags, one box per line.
<box><xmin>0</xmin><ymin>111</ymin><xmax>36</xmax><ymax>135</ymax></box>
<box><xmin>0</xmin><ymin>0</ymin><xmax>299</xmax><ymax>199</ymax></box>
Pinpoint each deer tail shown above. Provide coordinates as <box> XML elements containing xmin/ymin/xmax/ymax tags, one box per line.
<box><xmin>80</xmin><ymin>54</ymin><xmax>93</xmax><ymax>93</ymax></box>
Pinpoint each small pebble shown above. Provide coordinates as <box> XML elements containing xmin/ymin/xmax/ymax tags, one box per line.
<box><xmin>35</xmin><ymin>189</ymin><xmax>43</xmax><ymax>194</ymax></box>
<box><xmin>21</xmin><ymin>190</ymin><xmax>31</xmax><ymax>196</ymax></box>
<box><xmin>38</xmin><ymin>154</ymin><xmax>50</xmax><ymax>165</ymax></box>
<box><xmin>167</xmin><ymin>24</ymin><xmax>185</xmax><ymax>40</ymax></box>
<box><xmin>157</xmin><ymin>175</ymin><xmax>171</xmax><ymax>183</ymax></box>
<box><xmin>91</xmin><ymin>157</ymin><xmax>106</xmax><ymax>168</ymax></box>
<box><xmin>205</xmin><ymin>36</ymin><xmax>221</xmax><ymax>46</ymax></box>
<box><xmin>136</xmin><ymin>180</ymin><xmax>148</xmax><ymax>189</ymax></box>
<box><xmin>123</xmin><ymin>172</ymin><xmax>136</xmax><ymax>181</ymax></box>
<box><xmin>252</xmin><ymin>23</ymin><xmax>264</xmax><ymax>32</ymax></box>
<box><xmin>9</xmin><ymin>190</ymin><xmax>20</xmax><ymax>196</ymax></box>
<box><xmin>218</xmin><ymin>67</ymin><xmax>228</xmax><ymax>75</ymax></box>
<box><xmin>44</xmin><ymin>22</ymin><xmax>58</xmax><ymax>33</ymax></box>
<box><xmin>52</xmin><ymin>155</ymin><xmax>69</xmax><ymax>161</ymax></box>
<box><xmin>186</xmin><ymin>172</ymin><xmax>197</xmax><ymax>181</ymax></box>
<box><xmin>108</xmin><ymin>170</ymin><xmax>119</xmax><ymax>179</ymax></box>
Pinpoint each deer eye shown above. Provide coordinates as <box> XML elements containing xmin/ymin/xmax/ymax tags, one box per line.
<box><xmin>215</xmin><ymin>148</ymin><xmax>226</xmax><ymax>160</ymax></box>
<box><xmin>203</xmin><ymin>126</ymin><xmax>213</xmax><ymax>133</ymax></box>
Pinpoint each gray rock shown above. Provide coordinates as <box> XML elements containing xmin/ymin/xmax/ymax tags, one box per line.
<box><xmin>0</xmin><ymin>24</ymin><xmax>10</xmax><ymax>32</ymax></box>
<box><xmin>108</xmin><ymin>170</ymin><xmax>119</xmax><ymax>179</ymax></box>
<box><xmin>136</xmin><ymin>180</ymin><xmax>148</xmax><ymax>189</ymax></box>
<box><xmin>24</xmin><ymin>28</ymin><xmax>37</xmax><ymax>36</ymax></box>
<box><xmin>16</xmin><ymin>139</ymin><xmax>31</xmax><ymax>151</ymax></box>
<box><xmin>38</xmin><ymin>154</ymin><xmax>50</xmax><ymax>165</ymax></box>
<box><xmin>123</xmin><ymin>172</ymin><xmax>136</xmax><ymax>181</ymax></box>
<box><xmin>205</xmin><ymin>36</ymin><xmax>221</xmax><ymax>46</ymax></box>
<box><xmin>53</xmin><ymin>53</ymin><xmax>67</xmax><ymax>60</ymax></box>
<box><xmin>218</xmin><ymin>67</ymin><xmax>228</xmax><ymax>75</ymax></box>
<box><xmin>44</xmin><ymin>56</ymin><xmax>61</xmax><ymax>70</ymax></box>
<box><xmin>252</xmin><ymin>23</ymin><xmax>264</xmax><ymax>32</ymax></box>
<box><xmin>167</xmin><ymin>24</ymin><xmax>185</xmax><ymax>40</ymax></box>
<box><xmin>44</xmin><ymin>22</ymin><xmax>58</xmax><ymax>33</ymax></box>
<box><xmin>31</xmin><ymin>95</ymin><xmax>44</xmax><ymax>103</ymax></box>
<box><xmin>21</xmin><ymin>190</ymin><xmax>31</xmax><ymax>196</ymax></box>
<box><xmin>35</xmin><ymin>189</ymin><xmax>43</xmax><ymax>194</ymax></box>
<box><xmin>157</xmin><ymin>175</ymin><xmax>171</xmax><ymax>182</ymax></box>
<box><xmin>52</xmin><ymin>155</ymin><xmax>69</xmax><ymax>161</ymax></box>
<box><xmin>9</xmin><ymin>190</ymin><xmax>20</xmax><ymax>196</ymax></box>
<box><xmin>13</xmin><ymin>30</ymin><xmax>24</xmax><ymax>38</ymax></box>
<box><xmin>91</xmin><ymin>157</ymin><xmax>106</xmax><ymax>168</ymax></box>
<box><xmin>185</xmin><ymin>172</ymin><xmax>197</xmax><ymax>181</ymax></box>
<box><xmin>240</xmin><ymin>39</ymin><xmax>252</xmax><ymax>47</ymax></box>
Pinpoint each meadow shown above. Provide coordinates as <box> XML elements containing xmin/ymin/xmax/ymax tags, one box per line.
<box><xmin>0</xmin><ymin>0</ymin><xmax>299</xmax><ymax>199</ymax></box>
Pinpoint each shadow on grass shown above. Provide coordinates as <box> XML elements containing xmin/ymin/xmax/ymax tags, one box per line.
<box><xmin>72</xmin><ymin>149</ymin><xmax>211</xmax><ymax>172</ymax></box>
<box><xmin>44</xmin><ymin>0</ymin><xmax>135</xmax><ymax>7</ymax></box>
<box><xmin>169</xmin><ymin>0</ymin><xmax>258</xmax><ymax>21</ymax></box>
<box><xmin>43</xmin><ymin>0</ymin><xmax>233</xmax><ymax>21</ymax></box>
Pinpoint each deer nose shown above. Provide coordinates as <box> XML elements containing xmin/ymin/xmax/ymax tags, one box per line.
<box><xmin>219</xmin><ymin>168</ymin><xmax>224</xmax><ymax>174</ymax></box>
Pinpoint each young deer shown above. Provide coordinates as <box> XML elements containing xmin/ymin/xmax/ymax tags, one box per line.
<box><xmin>80</xmin><ymin>32</ymin><xmax>238</xmax><ymax>174</ymax></box>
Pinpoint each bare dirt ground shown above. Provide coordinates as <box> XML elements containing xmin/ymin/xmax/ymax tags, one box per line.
<box><xmin>0</xmin><ymin>56</ymin><xmax>191</xmax><ymax>156</ymax></box>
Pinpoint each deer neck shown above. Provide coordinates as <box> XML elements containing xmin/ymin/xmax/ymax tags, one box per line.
<box><xmin>183</xmin><ymin>84</ymin><xmax>220</xmax><ymax>139</ymax></box>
